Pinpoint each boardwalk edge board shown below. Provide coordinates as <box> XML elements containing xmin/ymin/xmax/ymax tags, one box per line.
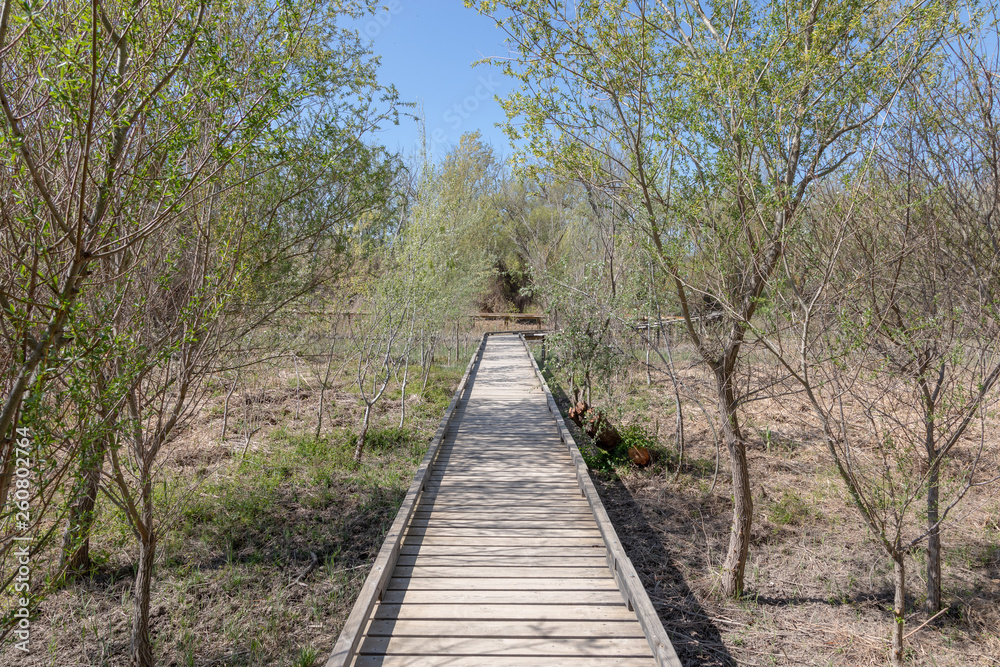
<box><xmin>325</xmin><ymin>335</ymin><xmax>488</xmax><ymax>667</ymax></box>
<box><xmin>519</xmin><ymin>333</ymin><xmax>684</xmax><ymax>667</ymax></box>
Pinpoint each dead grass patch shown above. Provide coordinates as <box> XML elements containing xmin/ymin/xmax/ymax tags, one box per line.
<box><xmin>541</xmin><ymin>341</ymin><xmax>1000</xmax><ymax>666</ymax></box>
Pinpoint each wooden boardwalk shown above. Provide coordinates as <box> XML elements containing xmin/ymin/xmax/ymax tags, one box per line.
<box><xmin>328</xmin><ymin>334</ymin><xmax>681</xmax><ymax>666</ymax></box>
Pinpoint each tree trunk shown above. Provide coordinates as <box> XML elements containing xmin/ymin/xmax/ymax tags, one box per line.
<box><xmin>353</xmin><ymin>404</ymin><xmax>371</xmax><ymax>463</ymax></box>
<box><xmin>131</xmin><ymin>490</ymin><xmax>155</xmax><ymax>667</ymax></box>
<box><xmin>892</xmin><ymin>553</ymin><xmax>906</xmax><ymax>667</ymax></box>
<box><xmin>420</xmin><ymin>351</ymin><xmax>433</xmax><ymax>396</ymax></box>
<box><xmin>716</xmin><ymin>363</ymin><xmax>752</xmax><ymax>598</ymax></box>
<box><xmin>316</xmin><ymin>337</ymin><xmax>338</xmax><ymax>439</ymax></box>
<box><xmin>398</xmin><ymin>360</ymin><xmax>409</xmax><ymax>429</ymax></box>
<box><xmin>921</xmin><ymin>380</ymin><xmax>942</xmax><ymax>614</ymax></box>
<box><xmin>221</xmin><ymin>378</ymin><xmax>237</xmax><ymax>440</ymax></box>
<box><xmin>663</xmin><ymin>331</ymin><xmax>685</xmax><ymax>482</ymax></box>
<box><xmin>645</xmin><ymin>334</ymin><xmax>652</xmax><ymax>385</ymax></box>
<box><xmin>60</xmin><ymin>436</ymin><xmax>108</xmax><ymax>576</ymax></box>
<box><xmin>926</xmin><ymin>463</ymin><xmax>942</xmax><ymax>613</ymax></box>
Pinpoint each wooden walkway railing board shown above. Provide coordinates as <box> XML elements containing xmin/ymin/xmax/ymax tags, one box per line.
<box><xmin>327</xmin><ymin>334</ymin><xmax>681</xmax><ymax>666</ymax></box>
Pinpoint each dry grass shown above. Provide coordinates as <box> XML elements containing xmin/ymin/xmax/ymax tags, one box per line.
<box><xmin>0</xmin><ymin>353</ymin><xmax>465</xmax><ymax>667</ymax></box>
<box><xmin>543</xmin><ymin>341</ymin><xmax>1000</xmax><ymax>666</ymax></box>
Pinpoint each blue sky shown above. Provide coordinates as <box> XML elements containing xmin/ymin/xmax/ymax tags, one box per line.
<box><xmin>353</xmin><ymin>2</ymin><xmax>515</xmax><ymax>162</ymax></box>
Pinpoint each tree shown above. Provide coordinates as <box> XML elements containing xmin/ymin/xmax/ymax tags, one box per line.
<box><xmin>903</xmin><ymin>16</ymin><xmax>1000</xmax><ymax>611</ymax></box>
<box><xmin>757</xmin><ymin>172</ymin><xmax>1000</xmax><ymax>665</ymax></box>
<box><xmin>473</xmin><ymin>0</ymin><xmax>956</xmax><ymax>597</ymax></box>
<box><xmin>0</xmin><ymin>0</ymin><xmax>401</xmax><ymax>659</ymax></box>
<box><xmin>349</xmin><ymin>277</ymin><xmax>412</xmax><ymax>463</ymax></box>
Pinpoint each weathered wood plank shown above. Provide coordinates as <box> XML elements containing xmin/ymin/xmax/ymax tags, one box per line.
<box><xmin>401</xmin><ymin>536</ymin><xmax>604</xmax><ymax>547</ymax></box>
<box><xmin>372</xmin><ymin>603</ymin><xmax>640</xmax><ymax>622</ymax></box>
<box><xmin>408</xmin><ymin>519</ymin><xmax>596</xmax><ymax>528</ymax></box>
<box><xmin>365</xmin><ymin>619</ymin><xmax>646</xmax><ymax>638</ymax></box>
<box><xmin>391</xmin><ymin>566</ymin><xmax>614</xmax><ymax>578</ymax></box>
<box><xmin>357</xmin><ymin>635</ymin><xmax>654</xmax><ymax>657</ymax></box>
<box><xmin>404</xmin><ymin>527</ymin><xmax>602</xmax><ymax>538</ymax></box>
<box><xmin>417</xmin><ymin>496</ymin><xmax>588</xmax><ymax>503</ymax></box>
<box><xmin>352</xmin><ymin>656</ymin><xmax>654</xmax><ymax>666</ymax></box>
<box><xmin>394</xmin><ymin>555</ymin><xmax>610</xmax><ymax>567</ymax></box>
<box><xmin>425</xmin><ymin>475</ymin><xmax>578</xmax><ymax>483</ymax></box>
<box><xmin>414</xmin><ymin>502</ymin><xmax>590</xmax><ymax>510</ymax></box>
<box><xmin>385</xmin><ymin>577</ymin><xmax>619</xmax><ymax>591</ymax></box>
<box><xmin>424</xmin><ymin>482</ymin><xmax>579</xmax><ymax>499</ymax></box>
<box><xmin>412</xmin><ymin>509</ymin><xmax>592</xmax><ymax>517</ymax></box>
<box><xmin>398</xmin><ymin>544</ymin><xmax>607</xmax><ymax>557</ymax></box>
<box><xmin>379</xmin><ymin>589</ymin><xmax>627</xmax><ymax>605</ymax></box>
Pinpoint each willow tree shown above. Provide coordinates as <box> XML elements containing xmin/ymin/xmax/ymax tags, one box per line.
<box><xmin>473</xmin><ymin>0</ymin><xmax>957</xmax><ymax>597</ymax></box>
<box><xmin>0</xmin><ymin>0</ymin><xmax>400</xmax><ymax>661</ymax></box>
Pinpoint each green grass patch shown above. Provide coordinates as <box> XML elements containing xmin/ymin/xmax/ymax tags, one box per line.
<box><xmin>769</xmin><ymin>490</ymin><xmax>812</xmax><ymax>526</ymax></box>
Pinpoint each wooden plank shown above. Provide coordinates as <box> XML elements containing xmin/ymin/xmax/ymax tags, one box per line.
<box><xmin>426</xmin><ymin>477</ymin><xmax>577</xmax><ymax>483</ymax></box>
<box><xmin>429</xmin><ymin>464</ymin><xmax>570</xmax><ymax>471</ymax></box>
<box><xmin>420</xmin><ymin>495</ymin><xmax>586</xmax><ymax>503</ymax></box>
<box><xmin>441</xmin><ymin>431</ymin><xmax>559</xmax><ymax>437</ymax></box>
<box><xmin>357</xmin><ymin>636</ymin><xmax>654</xmax><ymax>657</ymax></box>
<box><xmin>400</xmin><ymin>537</ymin><xmax>605</xmax><ymax>548</ymax></box>
<box><xmin>426</xmin><ymin>473</ymin><xmax>577</xmax><ymax>481</ymax></box>
<box><xmin>408</xmin><ymin>521</ymin><xmax>597</xmax><ymax>530</ymax></box>
<box><xmin>372</xmin><ymin>603</ymin><xmax>640</xmax><ymax>622</ymax></box>
<box><xmin>409</xmin><ymin>505</ymin><xmax>589</xmax><ymax>513</ymax></box>
<box><xmin>432</xmin><ymin>450</ymin><xmax>567</xmax><ymax>456</ymax></box>
<box><xmin>430</xmin><ymin>462</ymin><xmax>569</xmax><ymax>469</ymax></box>
<box><xmin>385</xmin><ymin>577</ymin><xmax>619</xmax><ymax>591</ymax></box>
<box><xmin>449</xmin><ymin>427</ymin><xmax>557</xmax><ymax>433</ymax></box>
<box><xmin>410</xmin><ymin>518</ymin><xmax>594</xmax><ymax>525</ymax></box>
<box><xmin>410</xmin><ymin>523</ymin><xmax>598</xmax><ymax>531</ymax></box>
<box><xmin>365</xmin><ymin>619</ymin><xmax>646</xmax><ymax>638</ymax></box>
<box><xmin>417</xmin><ymin>496</ymin><xmax>588</xmax><ymax>504</ymax></box>
<box><xmin>432</xmin><ymin>451</ymin><xmax>568</xmax><ymax>458</ymax></box>
<box><xmin>392</xmin><ymin>566</ymin><xmax>614</xmax><ymax>578</ymax></box>
<box><xmin>399</xmin><ymin>545</ymin><xmax>607</xmax><ymax>557</ymax></box>
<box><xmin>379</xmin><ymin>589</ymin><xmax>627</xmax><ymax>605</ymax></box>
<box><xmin>352</xmin><ymin>656</ymin><xmax>654</xmax><ymax>666</ymax></box>
<box><xmin>412</xmin><ymin>511</ymin><xmax>592</xmax><ymax>519</ymax></box>
<box><xmin>423</xmin><ymin>483</ymin><xmax>583</xmax><ymax>492</ymax></box>
<box><xmin>404</xmin><ymin>527</ymin><xmax>602</xmax><ymax>538</ymax></box>
<box><xmin>424</xmin><ymin>484</ymin><xmax>583</xmax><ymax>491</ymax></box>
<box><xmin>394</xmin><ymin>555</ymin><xmax>610</xmax><ymax>567</ymax></box>
<box><xmin>433</xmin><ymin>459</ymin><xmax>565</xmax><ymax>464</ymax></box>
<box><xmin>415</xmin><ymin>502</ymin><xmax>587</xmax><ymax>509</ymax></box>
<box><xmin>449</xmin><ymin>422</ymin><xmax>556</xmax><ymax>429</ymax></box>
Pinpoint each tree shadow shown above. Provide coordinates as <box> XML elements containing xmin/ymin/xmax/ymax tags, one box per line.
<box><xmin>593</xmin><ymin>472</ymin><xmax>738</xmax><ymax>667</ymax></box>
